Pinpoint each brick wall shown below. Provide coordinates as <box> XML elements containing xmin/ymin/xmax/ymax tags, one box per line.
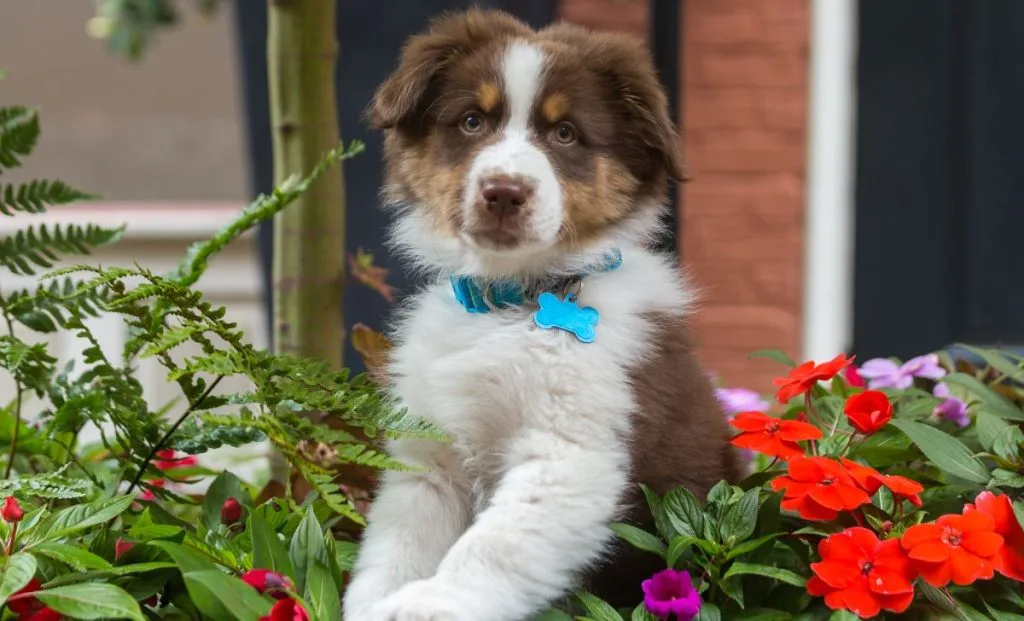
<box><xmin>560</xmin><ymin>0</ymin><xmax>810</xmax><ymax>391</ymax></box>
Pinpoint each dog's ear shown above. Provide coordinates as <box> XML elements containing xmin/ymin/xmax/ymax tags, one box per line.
<box><xmin>369</xmin><ymin>9</ymin><xmax>531</xmax><ymax>130</ymax></box>
<box><xmin>587</xmin><ymin>32</ymin><xmax>686</xmax><ymax>183</ymax></box>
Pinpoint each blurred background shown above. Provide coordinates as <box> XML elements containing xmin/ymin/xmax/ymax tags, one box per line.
<box><xmin>1</xmin><ymin>0</ymin><xmax>1022</xmax><ymax>397</ymax></box>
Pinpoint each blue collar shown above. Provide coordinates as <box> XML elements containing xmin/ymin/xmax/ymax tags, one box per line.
<box><xmin>450</xmin><ymin>249</ymin><xmax>622</xmax><ymax>314</ymax></box>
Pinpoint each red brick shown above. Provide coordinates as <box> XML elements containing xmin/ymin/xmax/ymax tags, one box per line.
<box><xmin>559</xmin><ymin>0</ymin><xmax>648</xmax><ymax>37</ymax></box>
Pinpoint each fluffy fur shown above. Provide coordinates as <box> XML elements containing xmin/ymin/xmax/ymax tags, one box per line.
<box><xmin>343</xmin><ymin>10</ymin><xmax>739</xmax><ymax>621</ymax></box>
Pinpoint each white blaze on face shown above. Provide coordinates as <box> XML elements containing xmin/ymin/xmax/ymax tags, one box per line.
<box><xmin>463</xmin><ymin>40</ymin><xmax>563</xmax><ymax>249</ymax></box>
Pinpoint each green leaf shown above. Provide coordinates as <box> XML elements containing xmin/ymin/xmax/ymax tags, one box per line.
<box><xmin>573</xmin><ymin>591</ymin><xmax>624</xmax><ymax>621</ymax></box>
<box><xmin>721</xmin><ymin>488</ymin><xmax>759</xmax><ymax>542</ymax></box>
<box><xmin>609</xmin><ymin>523</ymin><xmax>666</xmax><ymax>559</ymax></box>
<box><xmin>993</xmin><ymin>425</ymin><xmax>1024</xmax><ymax>462</ymax></box>
<box><xmin>334</xmin><ymin>540</ymin><xmax>359</xmax><ymax>572</ymax></box>
<box><xmin>749</xmin><ymin>350</ymin><xmax>796</xmax><ymax>367</ymax></box>
<box><xmin>890</xmin><ymin>419</ymin><xmax>990</xmax><ymax>484</ymax></box>
<box><xmin>722</xmin><ymin>562</ymin><xmax>807</xmax><ymax>588</ymax></box>
<box><xmin>943</xmin><ymin>372</ymin><xmax>1024</xmax><ymax>421</ymax></box>
<box><xmin>976</xmin><ymin>411</ymin><xmax>1010</xmax><ymax>453</ymax></box>
<box><xmin>34</xmin><ymin>495</ymin><xmax>135</xmax><ymax>542</ymax></box>
<box><xmin>34</xmin><ymin>583</ymin><xmax>144</xmax><ymax>621</ymax></box>
<box><xmin>248</xmin><ymin>509</ymin><xmax>295</xmax><ymax>580</ymax></box>
<box><xmin>725</xmin><ymin>533</ymin><xmax>782</xmax><ymax>561</ymax></box>
<box><xmin>1014</xmin><ymin>499</ymin><xmax>1024</xmax><ymax>531</ymax></box>
<box><xmin>630</xmin><ymin>604</ymin><xmax>658</xmax><ymax>621</ymax></box>
<box><xmin>305</xmin><ymin>561</ymin><xmax>341</xmax><ymax>621</ymax></box>
<box><xmin>640</xmin><ymin>484</ymin><xmax>675</xmax><ymax>541</ymax></box>
<box><xmin>697</xmin><ymin>602</ymin><xmax>722</xmax><ymax>621</ymax></box>
<box><xmin>736</xmin><ymin>611</ymin><xmax>794</xmax><ymax>621</ymax></box>
<box><xmin>533</xmin><ymin>609</ymin><xmax>574</xmax><ymax>621</ymax></box>
<box><xmin>148</xmin><ymin>540</ymin><xmax>220</xmax><ymax>574</ymax></box>
<box><xmin>0</xmin><ymin>553</ymin><xmax>37</xmax><ymax>607</ymax></box>
<box><xmin>182</xmin><ymin>569</ymin><xmax>272</xmax><ymax>621</ymax></box>
<box><xmin>666</xmin><ymin>536</ymin><xmax>718</xmax><ymax>567</ymax></box>
<box><xmin>955</xmin><ymin>344</ymin><xmax>1024</xmax><ymax>382</ymax></box>
<box><xmin>203</xmin><ymin>471</ymin><xmax>250</xmax><ymax>531</ymax></box>
<box><xmin>290</xmin><ymin>506</ymin><xmax>328</xmax><ymax>593</ymax></box>
<box><xmin>663</xmin><ymin>486</ymin><xmax>710</xmax><ymax>541</ymax></box>
<box><xmin>827</xmin><ymin>612</ymin><xmax>858</xmax><ymax>621</ymax></box>
<box><xmin>111</xmin><ymin>562</ymin><xmax>177</xmax><ymax>575</ymax></box>
<box><xmin>33</xmin><ymin>543</ymin><xmax>113</xmax><ymax>571</ymax></box>
<box><xmin>0</xmin><ymin>179</ymin><xmax>95</xmax><ymax>216</ymax></box>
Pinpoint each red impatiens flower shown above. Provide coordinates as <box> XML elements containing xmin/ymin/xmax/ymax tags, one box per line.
<box><xmin>138</xmin><ymin>479</ymin><xmax>166</xmax><ymax>503</ymax></box>
<box><xmin>154</xmin><ymin>449</ymin><xmax>199</xmax><ymax>471</ymax></box>
<box><xmin>773</xmin><ymin>354</ymin><xmax>854</xmax><ymax>403</ymax></box>
<box><xmin>729</xmin><ymin>411</ymin><xmax>822</xmax><ymax>461</ymax></box>
<box><xmin>771</xmin><ymin>456</ymin><xmax>871</xmax><ymax>521</ymax></box>
<box><xmin>839</xmin><ymin>459</ymin><xmax>923</xmax><ymax>508</ymax></box>
<box><xmin>808</xmin><ymin>527</ymin><xmax>916</xmax><ymax>619</ymax></box>
<box><xmin>966</xmin><ymin>491</ymin><xmax>1024</xmax><ymax>582</ymax></box>
<box><xmin>8</xmin><ymin>578</ymin><xmax>61</xmax><ymax>620</ymax></box>
<box><xmin>843</xmin><ymin>390</ymin><xmax>893</xmax><ymax>435</ymax></box>
<box><xmin>115</xmin><ymin>537</ymin><xmax>135</xmax><ymax>561</ymax></box>
<box><xmin>221</xmin><ymin>497</ymin><xmax>243</xmax><ymax>525</ymax></box>
<box><xmin>901</xmin><ymin>511</ymin><xmax>1004</xmax><ymax>586</ymax></box>
<box><xmin>242</xmin><ymin>569</ymin><xmax>294</xmax><ymax>600</ymax></box>
<box><xmin>844</xmin><ymin>365</ymin><xmax>867</xmax><ymax>389</ymax></box>
<box><xmin>2</xmin><ymin>496</ymin><xmax>23</xmax><ymax>523</ymax></box>
<box><xmin>260</xmin><ymin>597</ymin><xmax>310</xmax><ymax>621</ymax></box>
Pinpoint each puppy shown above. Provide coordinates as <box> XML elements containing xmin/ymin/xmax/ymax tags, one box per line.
<box><xmin>343</xmin><ymin>10</ymin><xmax>740</xmax><ymax>621</ymax></box>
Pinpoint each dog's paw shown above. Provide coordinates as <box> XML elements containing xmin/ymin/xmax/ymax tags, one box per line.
<box><xmin>371</xmin><ymin>579</ymin><xmax>474</xmax><ymax>621</ymax></box>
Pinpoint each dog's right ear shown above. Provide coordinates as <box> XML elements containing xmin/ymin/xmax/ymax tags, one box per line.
<box><xmin>368</xmin><ymin>9</ymin><xmax>530</xmax><ymax>130</ymax></box>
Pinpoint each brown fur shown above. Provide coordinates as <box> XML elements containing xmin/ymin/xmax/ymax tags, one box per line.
<box><xmin>584</xmin><ymin>315</ymin><xmax>742</xmax><ymax>607</ymax></box>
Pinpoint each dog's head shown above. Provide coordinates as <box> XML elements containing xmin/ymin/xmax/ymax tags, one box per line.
<box><xmin>370</xmin><ymin>9</ymin><xmax>683</xmax><ymax>277</ymax></box>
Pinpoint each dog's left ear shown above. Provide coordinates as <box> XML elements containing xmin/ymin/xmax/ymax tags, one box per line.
<box><xmin>589</xmin><ymin>32</ymin><xmax>686</xmax><ymax>183</ymax></box>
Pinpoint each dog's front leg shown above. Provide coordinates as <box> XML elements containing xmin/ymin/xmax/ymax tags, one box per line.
<box><xmin>343</xmin><ymin>440</ymin><xmax>471</xmax><ymax>621</ymax></box>
<box><xmin>373</xmin><ymin>433</ymin><xmax>627</xmax><ymax>621</ymax></box>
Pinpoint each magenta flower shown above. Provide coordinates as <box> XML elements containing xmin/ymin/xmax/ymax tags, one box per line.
<box><xmin>932</xmin><ymin>383</ymin><xmax>970</xmax><ymax>427</ymax></box>
<box><xmin>642</xmin><ymin>569</ymin><xmax>701</xmax><ymax>620</ymax></box>
<box><xmin>857</xmin><ymin>354</ymin><xmax>946</xmax><ymax>390</ymax></box>
<box><xmin>715</xmin><ymin>387</ymin><xmax>769</xmax><ymax>416</ymax></box>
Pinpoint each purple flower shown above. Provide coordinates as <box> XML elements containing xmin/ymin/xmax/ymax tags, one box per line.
<box><xmin>857</xmin><ymin>354</ymin><xmax>947</xmax><ymax>390</ymax></box>
<box><xmin>642</xmin><ymin>569</ymin><xmax>701</xmax><ymax>620</ymax></box>
<box><xmin>932</xmin><ymin>383</ymin><xmax>970</xmax><ymax>428</ymax></box>
<box><xmin>715</xmin><ymin>387</ymin><xmax>770</xmax><ymax>416</ymax></box>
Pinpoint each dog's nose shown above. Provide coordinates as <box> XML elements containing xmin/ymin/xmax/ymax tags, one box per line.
<box><xmin>481</xmin><ymin>180</ymin><xmax>528</xmax><ymax>218</ymax></box>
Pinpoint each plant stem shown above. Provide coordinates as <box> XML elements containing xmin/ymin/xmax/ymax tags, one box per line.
<box><xmin>268</xmin><ymin>0</ymin><xmax>345</xmax><ymax>365</ymax></box>
<box><xmin>0</xmin><ymin>293</ymin><xmax>23</xmax><ymax>480</ymax></box>
<box><xmin>126</xmin><ymin>375</ymin><xmax>223</xmax><ymax>494</ymax></box>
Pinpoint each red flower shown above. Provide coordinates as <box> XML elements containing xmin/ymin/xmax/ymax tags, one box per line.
<box><xmin>260</xmin><ymin>597</ymin><xmax>310</xmax><ymax>621</ymax></box>
<box><xmin>115</xmin><ymin>538</ymin><xmax>134</xmax><ymax>561</ymax></box>
<box><xmin>966</xmin><ymin>491</ymin><xmax>1024</xmax><ymax>582</ymax></box>
<box><xmin>773</xmin><ymin>354</ymin><xmax>854</xmax><ymax>403</ymax></box>
<box><xmin>901</xmin><ymin>511</ymin><xmax>1004</xmax><ymax>586</ymax></box>
<box><xmin>221</xmin><ymin>498</ymin><xmax>243</xmax><ymax>525</ymax></box>
<box><xmin>844</xmin><ymin>365</ymin><xmax>867</xmax><ymax>389</ymax></box>
<box><xmin>808</xmin><ymin>527</ymin><xmax>916</xmax><ymax>619</ymax></box>
<box><xmin>839</xmin><ymin>459</ymin><xmax>923</xmax><ymax>508</ymax></box>
<box><xmin>843</xmin><ymin>390</ymin><xmax>893</xmax><ymax>435</ymax></box>
<box><xmin>8</xmin><ymin>578</ymin><xmax>60</xmax><ymax>620</ymax></box>
<box><xmin>242</xmin><ymin>569</ymin><xmax>293</xmax><ymax>600</ymax></box>
<box><xmin>770</xmin><ymin>456</ymin><xmax>871</xmax><ymax>521</ymax></box>
<box><xmin>138</xmin><ymin>479</ymin><xmax>166</xmax><ymax>503</ymax></box>
<box><xmin>2</xmin><ymin>496</ymin><xmax>23</xmax><ymax>523</ymax></box>
<box><xmin>729</xmin><ymin>411</ymin><xmax>822</xmax><ymax>461</ymax></box>
<box><xmin>154</xmin><ymin>450</ymin><xmax>199</xmax><ymax>471</ymax></box>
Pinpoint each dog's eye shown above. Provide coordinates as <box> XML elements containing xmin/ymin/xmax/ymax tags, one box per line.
<box><xmin>553</xmin><ymin>122</ymin><xmax>578</xmax><ymax>145</ymax></box>
<box><xmin>460</xmin><ymin>112</ymin><xmax>485</xmax><ymax>135</ymax></box>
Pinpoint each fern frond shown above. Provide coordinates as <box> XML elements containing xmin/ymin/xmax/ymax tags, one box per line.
<box><xmin>295</xmin><ymin>462</ymin><xmax>366</xmax><ymax>526</ymax></box>
<box><xmin>0</xmin><ymin>335</ymin><xmax>56</xmax><ymax>397</ymax></box>
<box><xmin>0</xmin><ymin>106</ymin><xmax>39</xmax><ymax>173</ymax></box>
<box><xmin>6</xmin><ymin>276</ymin><xmax>110</xmax><ymax>333</ymax></box>
<box><xmin>0</xmin><ymin>223</ymin><xmax>124</xmax><ymax>275</ymax></box>
<box><xmin>0</xmin><ymin>465</ymin><xmax>93</xmax><ymax>500</ymax></box>
<box><xmin>0</xmin><ymin>180</ymin><xmax>96</xmax><ymax>216</ymax></box>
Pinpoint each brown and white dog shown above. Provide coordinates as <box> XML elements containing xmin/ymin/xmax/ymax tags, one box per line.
<box><xmin>343</xmin><ymin>10</ymin><xmax>740</xmax><ymax>621</ymax></box>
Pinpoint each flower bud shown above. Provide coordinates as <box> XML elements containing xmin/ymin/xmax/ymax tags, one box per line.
<box><xmin>221</xmin><ymin>497</ymin><xmax>242</xmax><ymax>525</ymax></box>
<box><xmin>2</xmin><ymin>496</ymin><xmax>23</xmax><ymax>523</ymax></box>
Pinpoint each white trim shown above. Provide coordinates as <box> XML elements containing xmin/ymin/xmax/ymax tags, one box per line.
<box><xmin>802</xmin><ymin>0</ymin><xmax>858</xmax><ymax>361</ymax></box>
<box><xmin>0</xmin><ymin>202</ymin><xmax>248</xmax><ymax>239</ymax></box>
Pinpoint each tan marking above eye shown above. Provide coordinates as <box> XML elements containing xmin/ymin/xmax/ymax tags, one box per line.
<box><xmin>478</xmin><ymin>82</ymin><xmax>501</xmax><ymax>113</ymax></box>
<box><xmin>542</xmin><ymin>93</ymin><xmax>569</xmax><ymax>123</ymax></box>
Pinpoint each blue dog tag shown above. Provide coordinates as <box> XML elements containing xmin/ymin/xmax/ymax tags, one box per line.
<box><xmin>533</xmin><ymin>292</ymin><xmax>600</xmax><ymax>343</ymax></box>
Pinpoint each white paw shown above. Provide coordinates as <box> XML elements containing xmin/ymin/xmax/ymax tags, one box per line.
<box><xmin>371</xmin><ymin>579</ymin><xmax>473</xmax><ymax>621</ymax></box>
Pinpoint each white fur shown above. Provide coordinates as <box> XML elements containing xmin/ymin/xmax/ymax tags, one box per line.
<box><xmin>345</xmin><ymin>37</ymin><xmax>695</xmax><ymax>621</ymax></box>
<box><xmin>463</xmin><ymin>41</ymin><xmax>563</xmax><ymax>256</ymax></box>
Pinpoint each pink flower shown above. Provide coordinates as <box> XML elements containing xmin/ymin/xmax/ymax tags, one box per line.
<box><xmin>933</xmin><ymin>383</ymin><xmax>970</xmax><ymax>427</ymax></box>
<box><xmin>260</xmin><ymin>597</ymin><xmax>310</xmax><ymax>621</ymax></box>
<box><xmin>154</xmin><ymin>449</ymin><xmax>199</xmax><ymax>471</ymax></box>
<box><xmin>715</xmin><ymin>387</ymin><xmax>770</xmax><ymax>416</ymax></box>
<box><xmin>115</xmin><ymin>537</ymin><xmax>134</xmax><ymax>561</ymax></box>
<box><xmin>242</xmin><ymin>569</ymin><xmax>293</xmax><ymax>600</ymax></box>
<box><xmin>138</xmin><ymin>479</ymin><xmax>166</xmax><ymax>502</ymax></box>
<box><xmin>642</xmin><ymin>569</ymin><xmax>702</xmax><ymax>620</ymax></box>
<box><xmin>857</xmin><ymin>354</ymin><xmax>946</xmax><ymax>390</ymax></box>
<box><xmin>844</xmin><ymin>365</ymin><xmax>867</xmax><ymax>388</ymax></box>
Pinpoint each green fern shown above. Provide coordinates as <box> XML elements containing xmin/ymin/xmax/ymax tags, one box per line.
<box><xmin>296</xmin><ymin>464</ymin><xmax>366</xmax><ymax>526</ymax></box>
<box><xmin>0</xmin><ymin>106</ymin><xmax>39</xmax><ymax>172</ymax></box>
<box><xmin>6</xmin><ymin>276</ymin><xmax>110</xmax><ymax>333</ymax></box>
<box><xmin>0</xmin><ymin>335</ymin><xmax>56</xmax><ymax>397</ymax></box>
<box><xmin>0</xmin><ymin>465</ymin><xmax>93</xmax><ymax>500</ymax></box>
<box><xmin>0</xmin><ymin>223</ymin><xmax>124</xmax><ymax>275</ymax></box>
<box><xmin>0</xmin><ymin>179</ymin><xmax>96</xmax><ymax>216</ymax></box>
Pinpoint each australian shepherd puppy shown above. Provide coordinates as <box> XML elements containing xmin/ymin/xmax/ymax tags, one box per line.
<box><xmin>343</xmin><ymin>9</ymin><xmax>740</xmax><ymax>621</ymax></box>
